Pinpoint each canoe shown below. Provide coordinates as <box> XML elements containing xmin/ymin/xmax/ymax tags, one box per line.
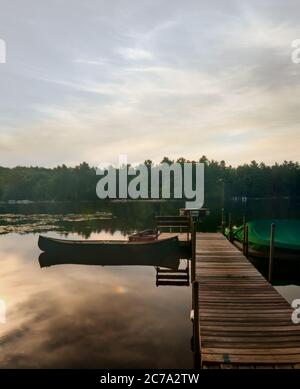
<box><xmin>226</xmin><ymin>219</ymin><xmax>300</xmax><ymax>259</ymax></box>
<box><xmin>128</xmin><ymin>229</ymin><xmax>158</xmax><ymax>242</ymax></box>
<box><xmin>38</xmin><ymin>235</ymin><xmax>181</xmax><ymax>267</ymax></box>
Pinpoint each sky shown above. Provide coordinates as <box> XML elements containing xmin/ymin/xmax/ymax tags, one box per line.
<box><xmin>0</xmin><ymin>0</ymin><xmax>299</xmax><ymax>167</ymax></box>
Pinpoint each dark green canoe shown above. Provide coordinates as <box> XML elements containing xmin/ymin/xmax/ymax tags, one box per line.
<box><xmin>226</xmin><ymin>219</ymin><xmax>300</xmax><ymax>252</ymax></box>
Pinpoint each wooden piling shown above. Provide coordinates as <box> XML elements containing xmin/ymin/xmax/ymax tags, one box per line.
<box><xmin>191</xmin><ymin>221</ymin><xmax>196</xmax><ymax>282</ymax></box>
<box><xmin>193</xmin><ymin>281</ymin><xmax>200</xmax><ymax>368</ymax></box>
<box><xmin>242</xmin><ymin>222</ymin><xmax>246</xmax><ymax>255</ymax></box>
<box><xmin>268</xmin><ymin>223</ymin><xmax>275</xmax><ymax>282</ymax></box>
<box><xmin>228</xmin><ymin>213</ymin><xmax>233</xmax><ymax>242</ymax></box>
<box><xmin>221</xmin><ymin>208</ymin><xmax>225</xmax><ymax>234</ymax></box>
<box><xmin>245</xmin><ymin>224</ymin><xmax>249</xmax><ymax>257</ymax></box>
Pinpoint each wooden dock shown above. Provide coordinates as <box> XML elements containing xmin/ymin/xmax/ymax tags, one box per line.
<box><xmin>159</xmin><ymin>232</ymin><xmax>191</xmax><ymax>244</ymax></box>
<box><xmin>194</xmin><ymin>232</ymin><xmax>300</xmax><ymax>369</ymax></box>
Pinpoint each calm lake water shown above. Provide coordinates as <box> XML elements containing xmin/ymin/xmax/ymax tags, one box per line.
<box><xmin>0</xmin><ymin>199</ymin><xmax>299</xmax><ymax>368</ymax></box>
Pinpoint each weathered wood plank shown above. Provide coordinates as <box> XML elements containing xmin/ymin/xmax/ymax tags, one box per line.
<box><xmin>201</xmin><ymin>353</ymin><xmax>300</xmax><ymax>364</ymax></box>
<box><xmin>202</xmin><ymin>347</ymin><xmax>300</xmax><ymax>355</ymax></box>
<box><xmin>195</xmin><ymin>232</ymin><xmax>300</xmax><ymax>369</ymax></box>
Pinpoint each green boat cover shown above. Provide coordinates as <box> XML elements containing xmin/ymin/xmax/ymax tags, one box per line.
<box><xmin>225</xmin><ymin>219</ymin><xmax>300</xmax><ymax>251</ymax></box>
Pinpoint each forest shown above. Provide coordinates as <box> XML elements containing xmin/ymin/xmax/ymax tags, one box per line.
<box><xmin>0</xmin><ymin>156</ymin><xmax>299</xmax><ymax>202</ymax></box>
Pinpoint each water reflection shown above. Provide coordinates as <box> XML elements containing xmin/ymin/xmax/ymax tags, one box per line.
<box><xmin>0</xmin><ymin>233</ymin><xmax>192</xmax><ymax>368</ymax></box>
<box><xmin>247</xmin><ymin>255</ymin><xmax>300</xmax><ymax>305</ymax></box>
<box><xmin>38</xmin><ymin>252</ymin><xmax>181</xmax><ymax>269</ymax></box>
<box><xmin>1</xmin><ymin>199</ymin><xmax>300</xmax><ymax>367</ymax></box>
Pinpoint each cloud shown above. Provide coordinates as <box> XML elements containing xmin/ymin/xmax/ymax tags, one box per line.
<box><xmin>72</xmin><ymin>58</ymin><xmax>107</xmax><ymax>66</ymax></box>
<box><xmin>0</xmin><ymin>0</ymin><xmax>299</xmax><ymax>167</ymax></box>
<box><xmin>117</xmin><ymin>48</ymin><xmax>154</xmax><ymax>60</ymax></box>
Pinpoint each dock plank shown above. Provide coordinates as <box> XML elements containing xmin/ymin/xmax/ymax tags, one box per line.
<box><xmin>195</xmin><ymin>233</ymin><xmax>300</xmax><ymax>368</ymax></box>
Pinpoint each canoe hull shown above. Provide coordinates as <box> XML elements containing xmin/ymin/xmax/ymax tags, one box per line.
<box><xmin>227</xmin><ymin>219</ymin><xmax>300</xmax><ymax>252</ymax></box>
<box><xmin>38</xmin><ymin>235</ymin><xmax>181</xmax><ymax>268</ymax></box>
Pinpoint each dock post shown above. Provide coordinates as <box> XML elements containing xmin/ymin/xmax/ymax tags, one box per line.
<box><xmin>245</xmin><ymin>224</ymin><xmax>249</xmax><ymax>257</ymax></box>
<box><xmin>221</xmin><ymin>207</ymin><xmax>225</xmax><ymax>234</ymax></box>
<box><xmin>242</xmin><ymin>221</ymin><xmax>246</xmax><ymax>255</ymax></box>
<box><xmin>187</xmin><ymin>213</ymin><xmax>191</xmax><ymax>242</ymax></box>
<box><xmin>191</xmin><ymin>221</ymin><xmax>196</xmax><ymax>282</ymax></box>
<box><xmin>268</xmin><ymin>223</ymin><xmax>275</xmax><ymax>282</ymax></box>
<box><xmin>228</xmin><ymin>213</ymin><xmax>233</xmax><ymax>242</ymax></box>
<box><xmin>193</xmin><ymin>281</ymin><xmax>201</xmax><ymax>368</ymax></box>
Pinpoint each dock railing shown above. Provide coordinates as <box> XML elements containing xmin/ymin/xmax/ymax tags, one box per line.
<box><xmin>155</xmin><ymin>215</ymin><xmax>191</xmax><ymax>241</ymax></box>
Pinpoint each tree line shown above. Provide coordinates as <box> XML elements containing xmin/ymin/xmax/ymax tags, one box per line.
<box><xmin>0</xmin><ymin>157</ymin><xmax>299</xmax><ymax>201</ymax></box>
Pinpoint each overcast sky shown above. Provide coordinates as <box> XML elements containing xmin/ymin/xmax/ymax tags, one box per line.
<box><xmin>0</xmin><ymin>0</ymin><xmax>299</xmax><ymax>167</ymax></box>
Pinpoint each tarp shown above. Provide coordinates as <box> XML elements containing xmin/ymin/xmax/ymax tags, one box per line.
<box><xmin>226</xmin><ymin>219</ymin><xmax>300</xmax><ymax>251</ymax></box>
